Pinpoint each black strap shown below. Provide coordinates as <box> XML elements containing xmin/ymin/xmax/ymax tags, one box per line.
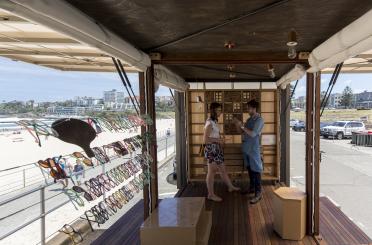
<box><xmin>112</xmin><ymin>57</ymin><xmax>140</xmax><ymax>115</ymax></box>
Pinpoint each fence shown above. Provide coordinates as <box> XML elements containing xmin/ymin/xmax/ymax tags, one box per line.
<box><xmin>0</xmin><ymin>133</ymin><xmax>175</xmax><ymax>196</ymax></box>
<box><xmin>0</xmin><ymin>133</ymin><xmax>176</xmax><ymax>244</ymax></box>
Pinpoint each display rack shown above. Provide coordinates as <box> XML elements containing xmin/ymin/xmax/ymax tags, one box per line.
<box><xmin>187</xmin><ymin>89</ymin><xmax>279</xmax><ymax>181</ymax></box>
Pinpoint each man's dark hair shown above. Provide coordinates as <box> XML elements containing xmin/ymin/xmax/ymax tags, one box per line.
<box><xmin>210</xmin><ymin>102</ymin><xmax>222</xmax><ymax>121</ymax></box>
<box><xmin>247</xmin><ymin>99</ymin><xmax>259</xmax><ymax>110</ymax></box>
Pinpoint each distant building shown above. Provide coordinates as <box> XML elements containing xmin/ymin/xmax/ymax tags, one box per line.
<box><xmin>103</xmin><ymin>89</ymin><xmax>125</xmax><ymax>103</ymax></box>
<box><xmin>329</xmin><ymin>93</ymin><xmax>342</xmax><ymax>108</ymax></box>
<box><xmin>103</xmin><ymin>89</ymin><xmax>126</xmax><ymax>109</ymax></box>
<box><xmin>292</xmin><ymin>96</ymin><xmax>306</xmax><ymax>109</ymax></box>
<box><xmin>47</xmin><ymin>106</ymin><xmax>86</xmax><ymax>115</ymax></box>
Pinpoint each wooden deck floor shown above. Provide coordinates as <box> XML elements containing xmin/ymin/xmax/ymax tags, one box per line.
<box><xmin>91</xmin><ymin>182</ymin><xmax>371</xmax><ymax>245</ymax></box>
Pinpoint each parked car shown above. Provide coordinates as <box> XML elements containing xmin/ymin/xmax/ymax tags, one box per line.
<box><xmin>290</xmin><ymin>119</ymin><xmax>299</xmax><ymax>127</ymax></box>
<box><xmin>320</xmin><ymin>122</ymin><xmax>332</xmax><ymax>136</ymax></box>
<box><xmin>292</xmin><ymin>121</ymin><xmax>305</xmax><ymax>132</ymax></box>
<box><xmin>322</xmin><ymin>121</ymin><xmax>365</xmax><ymax>139</ymax></box>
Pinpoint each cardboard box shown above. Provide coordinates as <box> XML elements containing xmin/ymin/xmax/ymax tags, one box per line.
<box><xmin>273</xmin><ymin>187</ymin><xmax>306</xmax><ymax>240</ymax></box>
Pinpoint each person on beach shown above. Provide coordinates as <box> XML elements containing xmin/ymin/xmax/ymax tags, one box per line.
<box><xmin>57</xmin><ymin>157</ymin><xmax>69</xmax><ymax>188</ymax></box>
<box><xmin>203</xmin><ymin>102</ymin><xmax>240</xmax><ymax>202</ymax></box>
<box><xmin>234</xmin><ymin>100</ymin><xmax>264</xmax><ymax>204</ymax></box>
<box><xmin>73</xmin><ymin>160</ymin><xmax>84</xmax><ymax>186</ymax></box>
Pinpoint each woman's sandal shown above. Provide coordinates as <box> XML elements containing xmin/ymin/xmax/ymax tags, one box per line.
<box><xmin>228</xmin><ymin>186</ymin><xmax>241</xmax><ymax>192</ymax></box>
<box><xmin>207</xmin><ymin>195</ymin><xmax>223</xmax><ymax>202</ymax></box>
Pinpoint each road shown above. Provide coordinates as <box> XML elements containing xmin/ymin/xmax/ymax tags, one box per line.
<box><xmin>290</xmin><ymin>131</ymin><xmax>372</xmax><ymax>238</ymax></box>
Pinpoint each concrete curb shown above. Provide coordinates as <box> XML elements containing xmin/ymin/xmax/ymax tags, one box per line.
<box><xmin>47</xmin><ymin>219</ymin><xmax>91</xmax><ymax>245</ymax></box>
<box><xmin>158</xmin><ymin>153</ymin><xmax>175</xmax><ymax>169</ymax></box>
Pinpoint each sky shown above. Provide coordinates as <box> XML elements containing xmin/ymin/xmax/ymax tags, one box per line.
<box><xmin>0</xmin><ymin>57</ymin><xmax>170</xmax><ymax>102</ymax></box>
<box><xmin>1</xmin><ymin>56</ymin><xmax>372</xmax><ymax>101</ymax></box>
<box><xmin>292</xmin><ymin>73</ymin><xmax>372</xmax><ymax>98</ymax></box>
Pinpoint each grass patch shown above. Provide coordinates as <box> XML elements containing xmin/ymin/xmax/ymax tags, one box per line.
<box><xmin>291</xmin><ymin>109</ymin><xmax>372</xmax><ymax>125</ymax></box>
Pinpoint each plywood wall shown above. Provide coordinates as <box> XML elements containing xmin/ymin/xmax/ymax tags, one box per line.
<box><xmin>187</xmin><ymin>89</ymin><xmax>279</xmax><ymax>181</ymax></box>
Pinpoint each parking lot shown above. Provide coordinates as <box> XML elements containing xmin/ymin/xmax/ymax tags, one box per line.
<box><xmin>290</xmin><ymin>131</ymin><xmax>372</xmax><ymax>238</ymax></box>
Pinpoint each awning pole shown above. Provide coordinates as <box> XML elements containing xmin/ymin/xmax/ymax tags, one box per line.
<box><xmin>112</xmin><ymin>57</ymin><xmax>139</xmax><ymax>115</ymax></box>
<box><xmin>117</xmin><ymin>59</ymin><xmax>141</xmax><ymax>109</ymax></box>
<box><xmin>320</xmin><ymin>62</ymin><xmax>343</xmax><ymax>116</ymax></box>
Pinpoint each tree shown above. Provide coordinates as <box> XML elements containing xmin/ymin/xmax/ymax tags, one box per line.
<box><xmin>339</xmin><ymin>86</ymin><xmax>353</xmax><ymax>108</ymax></box>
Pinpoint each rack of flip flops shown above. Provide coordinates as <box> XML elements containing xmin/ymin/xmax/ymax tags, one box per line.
<box><xmin>21</xmin><ymin>114</ymin><xmax>154</xmax><ymax>241</ymax></box>
<box><xmin>36</xmin><ymin>136</ymin><xmax>153</xmax><ymax>240</ymax></box>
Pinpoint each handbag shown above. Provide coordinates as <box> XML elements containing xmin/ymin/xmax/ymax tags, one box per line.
<box><xmin>198</xmin><ymin>144</ymin><xmax>206</xmax><ymax>157</ymax></box>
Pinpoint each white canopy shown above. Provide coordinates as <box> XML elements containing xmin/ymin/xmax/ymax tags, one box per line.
<box><xmin>276</xmin><ymin>64</ymin><xmax>305</xmax><ymax>89</ymax></box>
<box><xmin>308</xmin><ymin>9</ymin><xmax>372</xmax><ymax>73</ymax></box>
<box><xmin>154</xmin><ymin>65</ymin><xmax>188</xmax><ymax>92</ymax></box>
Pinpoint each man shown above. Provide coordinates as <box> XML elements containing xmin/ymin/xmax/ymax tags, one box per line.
<box><xmin>234</xmin><ymin>99</ymin><xmax>264</xmax><ymax>204</ymax></box>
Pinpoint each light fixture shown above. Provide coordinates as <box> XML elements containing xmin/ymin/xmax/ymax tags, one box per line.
<box><xmin>287</xmin><ymin>29</ymin><xmax>298</xmax><ymax>59</ymax></box>
<box><xmin>267</xmin><ymin>64</ymin><xmax>275</xmax><ymax>78</ymax></box>
<box><xmin>224</xmin><ymin>41</ymin><xmax>235</xmax><ymax>49</ymax></box>
<box><xmin>227</xmin><ymin>64</ymin><xmax>235</xmax><ymax>71</ymax></box>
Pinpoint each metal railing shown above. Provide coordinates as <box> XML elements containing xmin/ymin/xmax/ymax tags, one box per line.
<box><xmin>0</xmin><ymin>133</ymin><xmax>176</xmax><ymax>244</ymax></box>
<box><xmin>0</xmin><ymin>153</ymin><xmax>136</xmax><ymax>244</ymax></box>
<box><xmin>0</xmin><ymin>131</ymin><xmax>175</xmax><ymax>196</ymax></box>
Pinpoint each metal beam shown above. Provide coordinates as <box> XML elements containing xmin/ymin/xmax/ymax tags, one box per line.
<box><xmin>186</xmin><ymin>78</ymin><xmax>276</xmax><ymax>83</ymax></box>
<box><xmin>154</xmin><ymin>52</ymin><xmax>308</xmax><ymax>65</ymax></box>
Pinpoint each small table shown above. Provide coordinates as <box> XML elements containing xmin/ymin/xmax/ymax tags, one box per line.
<box><xmin>273</xmin><ymin>187</ymin><xmax>306</xmax><ymax>240</ymax></box>
<box><xmin>140</xmin><ymin>197</ymin><xmax>212</xmax><ymax>245</ymax></box>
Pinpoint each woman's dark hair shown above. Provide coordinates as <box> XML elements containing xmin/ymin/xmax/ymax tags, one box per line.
<box><xmin>210</xmin><ymin>102</ymin><xmax>222</xmax><ymax>121</ymax></box>
<box><xmin>247</xmin><ymin>99</ymin><xmax>259</xmax><ymax>110</ymax></box>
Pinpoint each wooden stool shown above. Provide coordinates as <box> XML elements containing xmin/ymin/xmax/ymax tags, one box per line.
<box><xmin>273</xmin><ymin>187</ymin><xmax>306</xmax><ymax>240</ymax></box>
<box><xmin>140</xmin><ymin>197</ymin><xmax>212</xmax><ymax>245</ymax></box>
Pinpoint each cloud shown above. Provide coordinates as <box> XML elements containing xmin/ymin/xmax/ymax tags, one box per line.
<box><xmin>343</xmin><ymin>79</ymin><xmax>352</xmax><ymax>86</ymax></box>
<box><xmin>296</xmin><ymin>86</ymin><xmax>306</xmax><ymax>92</ymax></box>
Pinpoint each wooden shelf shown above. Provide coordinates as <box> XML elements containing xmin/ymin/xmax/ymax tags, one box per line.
<box><xmin>188</xmin><ymin>90</ymin><xmax>280</xmax><ymax>181</ymax></box>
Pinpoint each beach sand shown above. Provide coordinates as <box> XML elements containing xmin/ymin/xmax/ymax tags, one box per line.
<box><xmin>0</xmin><ymin>118</ymin><xmax>175</xmax><ymax>171</ymax></box>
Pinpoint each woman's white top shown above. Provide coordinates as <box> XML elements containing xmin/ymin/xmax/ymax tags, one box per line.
<box><xmin>205</xmin><ymin>119</ymin><xmax>220</xmax><ymax>139</ymax></box>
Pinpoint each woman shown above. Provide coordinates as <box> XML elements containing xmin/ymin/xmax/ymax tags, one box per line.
<box><xmin>204</xmin><ymin>102</ymin><xmax>240</xmax><ymax>202</ymax></box>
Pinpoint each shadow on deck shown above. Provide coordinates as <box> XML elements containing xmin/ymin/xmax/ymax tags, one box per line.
<box><xmin>91</xmin><ymin>182</ymin><xmax>371</xmax><ymax>245</ymax></box>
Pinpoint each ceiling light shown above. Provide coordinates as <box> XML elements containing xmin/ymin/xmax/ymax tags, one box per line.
<box><xmin>229</xmin><ymin>73</ymin><xmax>236</xmax><ymax>78</ymax></box>
<box><xmin>224</xmin><ymin>41</ymin><xmax>235</xmax><ymax>49</ymax></box>
<box><xmin>287</xmin><ymin>29</ymin><xmax>298</xmax><ymax>59</ymax></box>
<box><xmin>227</xmin><ymin>64</ymin><xmax>235</xmax><ymax>71</ymax></box>
<box><xmin>267</xmin><ymin>64</ymin><xmax>275</xmax><ymax>78</ymax></box>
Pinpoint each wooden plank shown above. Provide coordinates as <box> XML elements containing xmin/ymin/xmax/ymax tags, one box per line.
<box><xmin>139</xmin><ymin>71</ymin><xmax>150</xmax><ymax>220</ymax></box>
<box><xmin>147</xmin><ymin>65</ymin><xmax>158</xmax><ymax>211</ymax></box>
<box><xmin>191</xmin><ymin>102</ymin><xmax>205</xmax><ymax>113</ymax></box>
<box><xmin>261</xmin><ymin>91</ymin><xmax>275</xmax><ymax>102</ymax></box>
<box><xmin>190</xmin><ymin>91</ymin><xmax>205</xmax><ymax>102</ymax></box>
<box><xmin>261</xmin><ymin>112</ymin><xmax>275</xmax><ymax>123</ymax></box>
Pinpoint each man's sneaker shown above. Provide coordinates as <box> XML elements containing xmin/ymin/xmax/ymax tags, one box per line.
<box><xmin>250</xmin><ymin>193</ymin><xmax>262</xmax><ymax>204</ymax></box>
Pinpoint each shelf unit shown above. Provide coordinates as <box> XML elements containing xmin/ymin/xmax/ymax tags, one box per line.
<box><xmin>187</xmin><ymin>89</ymin><xmax>279</xmax><ymax>181</ymax></box>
